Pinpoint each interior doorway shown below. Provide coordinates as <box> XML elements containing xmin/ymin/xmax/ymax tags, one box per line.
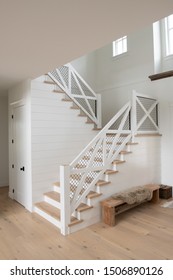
<box><xmin>11</xmin><ymin>102</ymin><xmax>27</xmax><ymax>207</ymax></box>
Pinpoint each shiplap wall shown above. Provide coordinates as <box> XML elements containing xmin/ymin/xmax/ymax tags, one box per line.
<box><xmin>106</xmin><ymin>136</ymin><xmax>161</xmax><ymax>193</ymax></box>
<box><xmin>31</xmin><ymin>79</ymin><xmax>97</xmax><ymax>204</ymax></box>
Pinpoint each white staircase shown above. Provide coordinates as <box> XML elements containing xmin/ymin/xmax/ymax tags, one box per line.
<box><xmin>34</xmin><ymin>65</ymin><xmax>160</xmax><ymax>235</ymax></box>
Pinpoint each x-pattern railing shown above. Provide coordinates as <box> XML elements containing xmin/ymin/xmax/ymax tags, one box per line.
<box><xmin>48</xmin><ymin>63</ymin><xmax>101</xmax><ymax>128</ymax></box>
<box><xmin>133</xmin><ymin>91</ymin><xmax>159</xmax><ymax>133</ymax></box>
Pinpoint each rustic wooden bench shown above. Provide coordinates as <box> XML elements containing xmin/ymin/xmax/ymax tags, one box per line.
<box><xmin>101</xmin><ymin>184</ymin><xmax>160</xmax><ymax>226</ymax></box>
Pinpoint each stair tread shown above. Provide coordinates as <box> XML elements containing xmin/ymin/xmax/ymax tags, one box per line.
<box><xmin>135</xmin><ymin>133</ymin><xmax>162</xmax><ymax>137</ymax></box>
<box><xmin>44</xmin><ymin>80</ymin><xmax>55</xmax><ymax>85</ymax></box>
<box><xmin>119</xmin><ymin>151</ymin><xmax>132</xmax><ymax>154</ymax></box>
<box><xmin>86</xmin><ymin>191</ymin><xmax>102</xmax><ymax>199</ymax></box>
<box><xmin>53</xmin><ymin>89</ymin><xmax>64</xmax><ymax>93</ymax></box>
<box><xmin>116</xmin><ymin>142</ymin><xmax>138</xmax><ymax>145</ymax></box>
<box><xmin>78</xmin><ymin>114</ymin><xmax>86</xmax><ymax>117</ymax></box>
<box><xmin>44</xmin><ymin>191</ymin><xmax>60</xmax><ymax>202</ymax></box>
<box><xmin>69</xmin><ymin>217</ymin><xmax>83</xmax><ymax>227</ymax></box>
<box><xmin>112</xmin><ymin>160</ymin><xmax>126</xmax><ymax>164</ymax></box>
<box><xmin>76</xmin><ymin>203</ymin><xmax>93</xmax><ymax>212</ymax></box>
<box><xmin>62</xmin><ymin>98</ymin><xmax>72</xmax><ymax>102</ymax></box>
<box><xmin>35</xmin><ymin>202</ymin><xmax>60</xmax><ymax>220</ymax></box>
<box><xmin>70</xmin><ymin>106</ymin><xmax>79</xmax><ymax>110</ymax></box>
<box><xmin>54</xmin><ymin>182</ymin><xmax>60</xmax><ymax>187</ymax></box>
<box><xmin>104</xmin><ymin>169</ymin><xmax>118</xmax><ymax>175</ymax></box>
<box><xmin>96</xmin><ymin>180</ymin><xmax>111</xmax><ymax>186</ymax></box>
<box><xmin>86</xmin><ymin>120</ymin><xmax>94</xmax><ymax>124</ymax></box>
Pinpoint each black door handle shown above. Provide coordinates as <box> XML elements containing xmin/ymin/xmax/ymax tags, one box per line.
<box><xmin>20</xmin><ymin>167</ymin><xmax>25</xmax><ymax>171</ymax></box>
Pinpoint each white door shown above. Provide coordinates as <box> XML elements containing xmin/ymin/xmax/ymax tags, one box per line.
<box><xmin>13</xmin><ymin>104</ymin><xmax>27</xmax><ymax>207</ymax></box>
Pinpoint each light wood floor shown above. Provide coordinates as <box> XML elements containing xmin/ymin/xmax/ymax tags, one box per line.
<box><xmin>0</xmin><ymin>186</ymin><xmax>173</xmax><ymax>260</ymax></box>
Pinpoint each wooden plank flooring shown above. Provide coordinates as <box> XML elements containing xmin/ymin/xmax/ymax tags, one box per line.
<box><xmin>0</xmin><ymin>186</ymin><xmax>173</xmax><ymax>260</ymax></box>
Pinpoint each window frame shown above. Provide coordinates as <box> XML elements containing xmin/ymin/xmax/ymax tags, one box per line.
<box><xmin>164</xmin><ymin>14</ymin><xmax>173</xmax><ymax>57</ymax></box>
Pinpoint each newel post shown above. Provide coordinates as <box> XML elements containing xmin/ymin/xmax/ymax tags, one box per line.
<box><xmin>131</xmin><ymin>90</ymin><xmax>137</xmax><ymax>142</ymax></box>
<box><xmin>60</xmin><ymin>165</ymin><xmax>71</xmax><ymax>235</ymax></box>
<box><xmin>96</xmin><ymin>94</ymin><xmax>102</xmax><ymax>129</ymax></box>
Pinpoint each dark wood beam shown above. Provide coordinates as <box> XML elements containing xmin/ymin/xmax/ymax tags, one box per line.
<box><xmin>149</xmin><ymin>70</ymin><xmax>173</xmax><ymax>81</ymax></box>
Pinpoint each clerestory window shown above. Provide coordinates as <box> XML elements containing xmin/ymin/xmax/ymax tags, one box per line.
<box><xmin>165</xmin><ymin>14</ymin><xmax>173</xmax><ymax>56</ymax></box>
<box><xmin>112</xmin><ymin>36</ymin><xmax>127</xmax><ymax>57</ymax></box>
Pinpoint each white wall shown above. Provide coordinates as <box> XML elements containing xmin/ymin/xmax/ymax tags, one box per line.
<box><xmin>0</xmin><ymin>96</ymin><xmax>8</xmax><ymax>187</ymax></box>
<box><xmin>150</xmin><ymin>78</ymin><xmax>173</xmax><ymax>186</ymax></box>
<box><xmin>96</xmin><ymin>25</ymin><xmax>155</xmax><ymax>125</ymax></box>
<box><xmin>71</xmin><ymin>51</ymin><xmax>97</xmax><ymax>91</ymax></box>
<box><xmin>8</xmin><ymin>80</ymin><xmax>32</xmax><ymax>211</ymax></box>
<box><xmin>31</xmin><ymin>78</ymin><xmax>97</xmax><ymax>204</ymax></box>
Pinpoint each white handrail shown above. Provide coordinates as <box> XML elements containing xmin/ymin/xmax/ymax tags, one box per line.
<box><xmin>48</xmin><ymin>63</ymin><xmax>101</xmax><ymax>128</ymax></box>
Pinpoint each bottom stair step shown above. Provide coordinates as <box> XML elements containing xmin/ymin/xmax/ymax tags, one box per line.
<box><xmin>35</xmin><ymin>202</ymin><xmax>60</xmax><ymax>221</ymax></box>
<box><xmin>69</xmin><ymin>217</ymin><xmax>83</xmax><ymax>227</ymax></box>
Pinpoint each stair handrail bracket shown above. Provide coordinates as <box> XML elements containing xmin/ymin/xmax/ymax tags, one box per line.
<box><xmin>48</xmin><ymin>63</ymin><xmax>102</xmax><ymax>128</ymax></box>
<box><xmin>60</xmin><ymin>90</ymin><xmax>160</xmax><ymax>235</ymax></box>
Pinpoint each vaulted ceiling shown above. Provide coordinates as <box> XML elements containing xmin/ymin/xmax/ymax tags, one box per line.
<box><xmin>0</xmin><ymin>0</ymin><xmax>173</xmax><ymax>94</ymax></box>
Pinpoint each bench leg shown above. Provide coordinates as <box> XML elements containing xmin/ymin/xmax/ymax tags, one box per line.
<box><xmin>102</xmin><ymin>206</ymin><xmax>116</xmax><ymax>226</ymax></box>
<box><xmin>150</xmin><ymin>189</ymin><xmax>160</xmax><ymax>203</ymax></box>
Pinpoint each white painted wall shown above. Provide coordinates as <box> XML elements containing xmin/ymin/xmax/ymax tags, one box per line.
<box><xmin>0</xmin><ymin>96</ymin><xmax>8</xmax><ymax>187</ymax></box>
<box><xmin>71</xmin><ymin>51</ymin><xmax>97</xmax><ymax>90</ymax></box>
<box><xmin>8</xmin><ymin>80</ymin><xmax>32</xmax><ymax>211</ymax></box>
<box><xmin>95</xmin><ymin>25</ymin><xmax>155</xmax><ymax>125</ymax></box>
<box><xmin>31</xmin><ymin>79</ymin><xmax>97</xmax><ymax>204</ymax></box>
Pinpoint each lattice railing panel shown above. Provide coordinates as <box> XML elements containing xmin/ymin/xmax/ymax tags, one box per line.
<box><xmin>59</xmin><ymin>66</ymin><xmax>69</xmax><ymax>88</ymax></box>
<box><xmin>136</xmin><ymin>103</ymin><xmax>145</xmax><ymax>123</ymax></box>
<box><xmin>138</xmin><ymin>96</ymin><xmax>155</xmax><ymax>111</ymax></box>
<box><xmin>135</xmin><ymin>94</ymin><xmax>159</xmax><ymax>132</ymax></box>
<box><xmin>77</xmin><ymin>76</ymin><xmax>95</xmax><ymax>98</ymax></box>
<box><xmin>150</xmin><ymin>106</ymin><xmax>158</xmax><ymax>126</ymax></box>
<box><xmin>48</xmin><ymin>63</ymin><xmax>99</xmax><ymax>126</ymax></box>
<box><xmin>75</xmin><ymin>97</ymin><xmax>92</xmax><ymax>116</ymax></box>
<box><xmin>139</xmin><ymin>117</ymin><xmax>158</xmax><ymax>131</ymax></box>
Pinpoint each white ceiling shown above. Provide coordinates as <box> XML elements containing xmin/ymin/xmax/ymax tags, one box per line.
<box><xmin>0</xmin><ymin>0</ymin><xmax>173</xmax><ymax>95</ymax></box>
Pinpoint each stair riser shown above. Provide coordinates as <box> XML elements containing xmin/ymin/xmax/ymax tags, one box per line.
<box><xmin>44</xmin><ymin>196</ymin><xmax>61</xmax><ymax>209</ymax></box>
<box><xmin>69</xmin><ymin>212</ymin><xmax>101</xmax><ymax>234</ymax></box>
<box><xmin>96</xmin><ymin>184</ymin><xmax>110</xmax><ymax>193</ymax></box>
<box><xmin>126</xmin><ymin>145</ymin><xmax>131</xmax><ymax>152</ymax></box>
<box><xmin>34</xmin><ymin>206</ymin><xmax>61</xmax><ymax>229</ymax></box>
<box><xmin>86</xmin><ymin>195</ymin><xmax>102</xmax><ymax>206</ymax></box>
<box><xmin>76</xmin><ymin>207</ymin><xmax>95</xmax><ymax>220</ymax></box>
<box><xmin>54</xmin><ymin>185</ymin><xmax>60</xmax><ymax>193</ymax></box>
